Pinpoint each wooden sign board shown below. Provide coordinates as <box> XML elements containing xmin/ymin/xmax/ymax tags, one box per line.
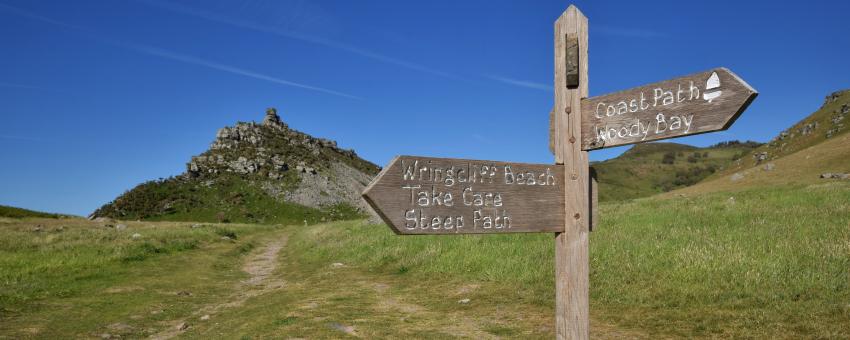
<box><xmin>580</xmin><ymin>67</ymin><xmax>757</xmax><ymax>150</ymax></box>
<box><xmin>363</xmin><ymin>156</ymin><xmax>566</xmax><ymax>234</ymax></box>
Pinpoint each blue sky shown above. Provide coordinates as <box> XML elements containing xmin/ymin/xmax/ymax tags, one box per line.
<box><xmin>1</xmin><ymin>0</ymin><xmax>848</xmax><ymax>216</ymax></box>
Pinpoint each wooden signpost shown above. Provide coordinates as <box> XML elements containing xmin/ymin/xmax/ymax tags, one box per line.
<box><xmin>363</xmin><ymin>5</ymin><xmax>756</xmax><ymax>339</ymax></box>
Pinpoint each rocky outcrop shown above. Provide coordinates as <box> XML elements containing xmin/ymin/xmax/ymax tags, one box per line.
<box><xmin>186</xmin><ymin>107</ymin><xmax>379</xmax><ymax>214</ymax></box>
<box><xmin>92</xmin><ymin>107</ymin><xmax>380</xmax><ymax>222</ymax></box>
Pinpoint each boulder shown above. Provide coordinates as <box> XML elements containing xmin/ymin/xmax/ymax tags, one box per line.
<box><xmin>753</xmin><ymin>152</ymin><xmax>768</xmax><ymax>164</ymax></box>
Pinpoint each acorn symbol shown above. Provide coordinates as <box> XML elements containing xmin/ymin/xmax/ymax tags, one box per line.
<box><xmin>703</xmin><ymin>72</ymin><xmax>722</xmax><ymax>103</ymax></box>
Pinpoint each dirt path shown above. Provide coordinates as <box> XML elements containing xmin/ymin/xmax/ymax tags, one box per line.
<box><xmin>150</xmin><ymin>235</ymin><xmax>287</xmax><ymax>339</ymax></box>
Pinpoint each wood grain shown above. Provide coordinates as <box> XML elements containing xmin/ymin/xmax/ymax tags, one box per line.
<box><xmin>362</xmin><ymin>156</ymin><xmax>566</xmax><ymax>235</ymax></box>
<box><xmin>589</xmin><ymin>166</ymin><xmax>597</xmax><ymax>232</ymax></box>
<box><xmin>554</xmin><ymin>5</ymin><xmax>590</xmax><ymax>340</ymax></box>
<box><xmin>580</xmin><ymin>67</ymin><xmax>757</xmax><ymax>150</ymax></box>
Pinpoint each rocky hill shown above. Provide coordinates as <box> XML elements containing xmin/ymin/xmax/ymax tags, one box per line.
<box><xmin>720</xmin><ymin>89</ymin><xmax>850</xmax><ymax>174</ymax></box>
<box><xmin>669</xmin><ymin>89</ymin><xmax>850</xmax><ymax>196</ymax></box>
<box><xmin>92</xmin><ymin>108</ymin><xmax>380</xmax><ymax>224</ymax></box>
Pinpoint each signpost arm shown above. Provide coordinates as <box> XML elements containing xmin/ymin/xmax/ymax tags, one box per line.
<box><xmin>554</xmin><ymin>5</ymin><xmax>589</xmax><ymax>340</ymax></box>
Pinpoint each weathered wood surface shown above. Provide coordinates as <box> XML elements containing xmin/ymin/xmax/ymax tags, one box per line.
<box><xmin>589</xmin><ymin>166</ymin><xmax>597</xmax><ymax>232</ymax></box>
<box><xmin>362</xmin><ymin>156</ymin><xmax>566</xmax><ymax>235</ymax></box>
<box><xmin>580</xmin><ymin>67</ymin><xmax>757</xmax><ymax>150</ymax></box>
<box><xmin>554</xmin><ymin>5</ymin><xmax>590</xmax><ymax>340</ymax></box>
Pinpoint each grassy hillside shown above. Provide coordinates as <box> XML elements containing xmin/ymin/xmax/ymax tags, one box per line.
<box><xmin>593</xmin><ymin>141</ymin><xmax>760</xmax><ymax>202</ymax></box>
<box><xmin>4</xmin><ymin>182</ymin><xmax>848</xmax><ymax>338</ymax></box>
<box><xmin>671</xmin><ymin>126</ymin><xmax>850</xmax><ymax>197</ymax></box>
<box><xmin>91</xmin><ymin>174</ymin><xmax>363</xmax><ymax>225</ymax></box>
<box><xmin>0</xmin><ymin>205</ymin><xmax>67</xmax><ymax>219</ymax></box>
<box><xmin>718</xmin><ymin>89</ymin><xmax>850</xmax><ymax>175</ymax></box>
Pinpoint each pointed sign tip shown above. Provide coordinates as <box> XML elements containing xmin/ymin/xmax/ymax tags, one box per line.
<box><xmin>565</xmin><ymin>4</ymin><xmax>585</xmax><ymax>16</ymax></box>
<box><xmin>718</xmin><ymin>67</ymin><xmax>758</xmax><ymax>95</ymax></box>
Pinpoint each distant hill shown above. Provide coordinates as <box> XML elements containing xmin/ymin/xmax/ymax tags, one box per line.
<box><xmin>593</xmin><ymin>141</ymin><xmax>761</xmax><ymax>202</ymax></box>
<box><xmin>670</xmin><ymin>90</ymin><xmax>850</xmax><ymax>196</ymax></box>
<box><xmin>92</xmin><ymin>108</ymin><xmax>380</xmax><ymax>224</ymax></box>
<box><xmin>0</xmin><ymin>205</ymin><xmax>66</xmax><ymax>219</ymax></box>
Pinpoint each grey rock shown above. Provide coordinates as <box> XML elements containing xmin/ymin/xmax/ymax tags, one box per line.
<box><xmin>115</xmin><ymin>224</ymin><xmax>127</xmax><ymax>230</ymax></box>
<box><xmin>753</xmin><ymin>152</ymin><xmax>768</xmax><ymax>164</ymax></box>
<box><xmin>730</xmin><ymin>173</ymin><xmax>744</xmax><ymax>182</ymax></box>
<box><xmin>262</xmin><ymin>107</ymin><xmax>286</xmax><ymax>128</ymax></box>
<box><xmin>762</xmin><ymin>163</ymin><xmax>775</xmax><ymax>171</ymax></box>
<box><xmin>797</xmin><ymin>122</ymin><xmax>818</xmax><ymax>136</ymax></box>
<box><xmin>820</xmin><ymin>173</ymin><xmax>850</xmax><ymax>179</ymax></box>
<box><xmin>176</xmin><ymin>322</ymin><xmax>189</xmax><ymax>331</ymax></box>
<box><xmin>131</xmin><ymin>233</ymin><xmax>142</xmax><ymax>239</ymax></box>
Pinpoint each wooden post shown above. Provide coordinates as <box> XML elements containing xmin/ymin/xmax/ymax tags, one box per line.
<box><xmin>554</xmin><ymin>5</ymin><xmax>589</xmax><ymax>340</ymax></box>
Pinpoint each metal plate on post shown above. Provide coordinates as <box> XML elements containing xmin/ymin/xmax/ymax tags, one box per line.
<box><xmin>565</xmin><ymin>34</ymin><xmax>580</xmax><ymax>88</ymax></box>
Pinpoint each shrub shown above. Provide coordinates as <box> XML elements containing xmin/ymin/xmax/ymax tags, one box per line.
<box><xmin>215</xmin><ymin>228</ymin><xmax>237</xmax><ymax>239</ymax></box>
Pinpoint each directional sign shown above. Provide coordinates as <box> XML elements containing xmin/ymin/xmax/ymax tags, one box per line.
<box><xmin>358</xmin><ymin>6</ymin><xmax>756</xmax><ymax>338</ymax></box>
<box><xmin>363</xmin><ymin>156</ymin><xmax>565</xmax><ymax>235</ymax></box>
<box><xmin>580</xmin><ymin>67</ymin><xmax>757</xmax><ymax>150</ymax></box>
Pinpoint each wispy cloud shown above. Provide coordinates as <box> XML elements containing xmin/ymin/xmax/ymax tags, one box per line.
<box><xmin>116</xmin><ymin>42</ymin><xmax>361</xmax><ymax>99</ymax></box>
<box><xmin>0</xmin><ymin>82</ymin><xmax>45</xmax><ymax>90</ymax></box>
<box><xmin>486</xmin><ymin>74</ymin><xmax>551</xmax><ymax>92</ymax></box>
<box><xmin>0</xmin><ymin>3</ymin><xmax>359</xmax><ymax>100</ymax></box>
<box><xmin>0</xmin><ymin>134</ymin><xmax>42</xmax><ymax>142</ymax></box>
<box><xmin>136</xmin><ymin>0</ymin><xmax>463</xmax><ymax>80</ymax></box>
<box><xmin>595</xmin><ymin>25</ymin><xmax>667</xmax><ymax>39</ymax></box>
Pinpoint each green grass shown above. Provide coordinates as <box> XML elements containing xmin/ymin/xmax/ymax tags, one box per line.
<box><xmin>0</xmin><ymin>218</ymin><xmax>280</xmax><ymax>338</ymax></box>
<box><xmin>0</xmin><ymin>205</ymin><xmax>67</xmax><ymax>219</ymax></box>
<box><xmin>2</xmin><ymin>183</ymin><xmax>848</xmax><ymax>338</ymax></box>
<box><xmin>285</xmin><ymin>183</ymin><xmax>850</xmax><ymax>338</ymax></box>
